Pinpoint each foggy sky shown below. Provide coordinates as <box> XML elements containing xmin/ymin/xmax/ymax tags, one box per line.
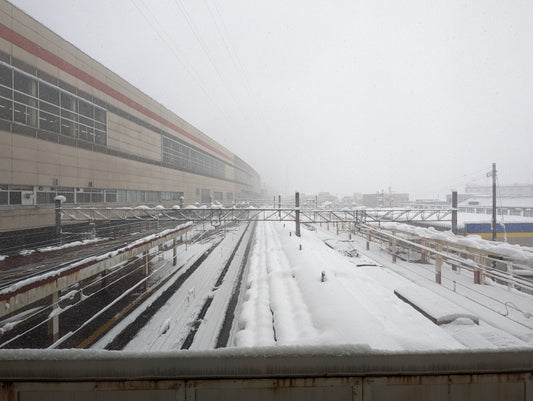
<box><xmin>11</xmin><ymin>0</ymin><xmax>533</xmax><ymax>199</ymax></box>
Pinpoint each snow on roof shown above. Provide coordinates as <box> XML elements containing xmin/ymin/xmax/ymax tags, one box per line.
<box><xmin>459</xmin><ymin>196</ymin><xmax>533</xmax><ymax>208</ymax></box>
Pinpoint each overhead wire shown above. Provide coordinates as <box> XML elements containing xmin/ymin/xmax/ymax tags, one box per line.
<box><xmin>128</xmin><ymin>0</ymin><xmax>238</xmax><ymax>133</ymax></box>
<box><xmin>419</xmin><ymin>165</ymin><xmax>494</xmax><ymax>198</ymax></box>
<box><xmin>206</xmin><ymin>0</ymin><xmax>273</xmax><ymax>135</ymax></box>
<box><xmin>171</xmin><ymin>0</ymin><xmax>256</xmax><ymax>128</ymax></box>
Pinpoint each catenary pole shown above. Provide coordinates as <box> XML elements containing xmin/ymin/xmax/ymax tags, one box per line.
<box><xmin>451</xmin><ymin>190</ymin><xmax>458</xmax><ymax>235</ymax></box>
<box><xmin>492</xmin><ymin>163</ymin><xmax>497</xmax><ymax>241</ymax></box>
<box><xmin>295</xmin><ymin>191</ymin><xmax>301</xmax><ymax>237</ymax></box>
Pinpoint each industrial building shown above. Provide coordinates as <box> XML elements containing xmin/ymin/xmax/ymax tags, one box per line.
<box><xmin>0</xmin><ymin>0</ymin><xmax>260</xmax><ymax>234</ymax></box>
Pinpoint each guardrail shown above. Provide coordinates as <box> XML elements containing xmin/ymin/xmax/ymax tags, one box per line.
<box><xmin>0</xmin><ymin>347</ymin><xmax>531</xmax><ymax>400</ymax></box>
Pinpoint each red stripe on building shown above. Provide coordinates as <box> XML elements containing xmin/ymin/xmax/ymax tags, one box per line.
<box><xmin>0</xmin><ymin>22</ymin><xmax>253</xmax><ymax>174</ymax></box>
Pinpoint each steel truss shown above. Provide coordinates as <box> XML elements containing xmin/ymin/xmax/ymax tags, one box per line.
<box><xmin>60</xmin><ymin>207</ymin><xmax>452</xmax><ymax>225</ymax></box>
<box><xmin>364</xmin><ymin>208</ymin><xmax>452</xmax><ymax>223</ymax></box>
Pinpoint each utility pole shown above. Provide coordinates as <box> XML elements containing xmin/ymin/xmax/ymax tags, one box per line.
<box><xmin>491</xmin><ymin>163</ymin><xmax>497</xmax><ymax>241</ymax></box>
<box><xmin>451</xmin><ymin>190</ymin><xmax>458</xmax><ymax>235</ymax></box>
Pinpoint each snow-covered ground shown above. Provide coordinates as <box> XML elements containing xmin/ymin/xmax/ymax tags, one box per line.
<box><xmin>94</xmin><ymin>221</ymin><xmax>533</xmax><ymax>352</ymax></box>
<box><xmin>233</xmin><ymin>222</ymin><xmax>533</xmax><ymax>351</ymax></box>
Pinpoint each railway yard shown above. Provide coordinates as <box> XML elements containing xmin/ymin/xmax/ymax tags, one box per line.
<box><xmin>1</xmin><ymin>217</ymin><xmax>532</xmax><ymax>352</ymax></box>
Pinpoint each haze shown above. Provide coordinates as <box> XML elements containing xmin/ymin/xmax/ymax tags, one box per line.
<box><xmin>11</xmin><ymin>0</ymin><xmax>533</xmax><ymax>199</ymax></box>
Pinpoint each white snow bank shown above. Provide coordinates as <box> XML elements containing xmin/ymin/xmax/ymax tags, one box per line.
<box><xmin>394</xmin><ymin>285</ymin><xmax>479</xmax><ymax>325</ymax></box>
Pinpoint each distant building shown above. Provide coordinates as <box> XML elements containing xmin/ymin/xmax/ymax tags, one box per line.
<box><xmin>412</xmin><ymin>199</ymin><xmax>449</xmax><ymax>209</ymax></box>
<box><xmin>458</xmin><ymin>196</ymin><xmax>533</xmax><ymax>217</ymax></box>
<box><xmin>362</xmin><ymin>192</ymin><xmax>409</xmax><ymax>208</ymax></box>
<box><xmin>317</xmin><ymin>192</ymin><xmax>338</xmax><ymax>205</ymax></box>
<box><xmin>466</xmin><ymin>183</ymin><xmax>533</xmax><ymax>197</ymax></box>
<box><xmin>341</xmin><ymin>195</ymin><xmax>355</xmax><ymax>205</ymax></box>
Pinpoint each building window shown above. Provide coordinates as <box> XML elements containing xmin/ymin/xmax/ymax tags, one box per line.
<box><xmin>235</xmin><ymin>168</ymin><xmax>253</xmax><ymax>186</ymax></box>
<box><xmin>36</xmin><ymin>190</ymin><xmax>56</xmax><ymax>204</ymax></box>
<box><xmin>162</xmin><ymin>135</ymin><xmax>225</xmax><ymax>179</ymax></box>
<box><xmin>0</xmin><ymin>62</ymin><xmax>107</xmax><ymax>145</ymax></box>
<box><xmin>105</xmin><ymin>189</ymin><xmax>117</xmax><ymax>203</ymax></box>
<box><xmin>201</xmin><ymin>189</ymin><xmax>211</xmax><ymax>204</ymax></box>
<box><xmin>145</xmin><ymin>191</ymin><xmax>160</xmax><ymax>203</ymax></box>
<box><xmin>214</xmin><ymin>191</ymin><xmax>223</xmax><ymax>202</ymax></box>
<box><xmin>0</xmin><ymin>184</ymin><xmax>8</xmax><ymax>205</ymax></box>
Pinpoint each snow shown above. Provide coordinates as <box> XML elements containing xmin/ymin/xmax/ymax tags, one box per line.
<box><xmin>0</xmin><ymin>224</ymin><xmax>192</xmax><ymax>296</ymax></box>
<box><xmin>380</xmin><ymin>221</ymin><xmax>533</xmax><ymax>263</ymax></box>
<box><xmin>394</xmin><ymin>285</ymin><xmax>479</xmax><ymax>325</ymax></box>
<box><xmin>234</xmin><ymin>222</ymin><xmax>467</xmax><ymax>351</ymax></box>
<box><xmin>115</xmin><ymin>226</ymin><xmax>249</xmax><ymax>351</ymax></box>
<box><xmin>5</xmin><ymin>216</ymin><xmax>526</xmax><ymax>354</ymax></box>
<box><xmin>37</xmin><ymin>238</ymin><xmax>104</xmax><ymax>253</ymax></box>
<box><xmin>341</xmin><ymin>230</ymin><xmax>533</xmax><ymax>347</ymax></box>
<box><xmin>83</xmin><ymin>220</ymin><xmax>533</xmax><ymax>353</ymax></box>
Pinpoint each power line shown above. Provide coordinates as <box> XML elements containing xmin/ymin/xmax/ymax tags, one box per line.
<box><xmin>206</xmin><ymin>0</ymin><xmax>273</xmax><ymax>134</ymax></box>
<box><xmin>128</xmin><ymin>0</ymin><xmax>238</xmax><ymax>133</ymax></box>
<box><xmin>171</xmin><ymin>0</ymin><xmax>256</xmax><ymax>129</ymax></box>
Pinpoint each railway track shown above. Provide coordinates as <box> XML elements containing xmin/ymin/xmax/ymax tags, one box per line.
<box><xmin>0</xmin><ymin>223</ymin><xmax>198</xmax><ymax>288</ymax></box>
<box><xmin>106</xmin><ymin>221</ymin><xmax>255</xmax><ymax>351</ymax></box>
<box><xmin>0</xmin><ymin>223</ymin><xmax>240</xmax><ymax>349</ymax></box>
<box><xmin>49</xmin><ymin>221</ymin><xmax>255</xmax><ymax>350</ymax></box>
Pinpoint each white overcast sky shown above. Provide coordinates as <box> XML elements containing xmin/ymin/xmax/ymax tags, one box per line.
<box><xmin>11</xmin><ymin>0</ymin><xmax>533</xmax><ymax>199</ymax></box>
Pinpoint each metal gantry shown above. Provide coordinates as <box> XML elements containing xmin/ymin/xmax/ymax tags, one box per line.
<box><xmin>59</xmin><ymin>206</ymin><xmax>452</xmax><ymax>225</ymax></box>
